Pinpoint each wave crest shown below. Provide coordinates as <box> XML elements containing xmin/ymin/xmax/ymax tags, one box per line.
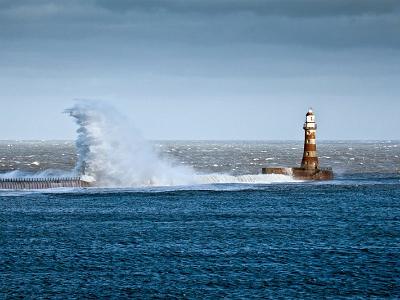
<box><xmin>66</xmin><ymin>101</ymin><xmax>196</xmax><ymax>187</ymax></box>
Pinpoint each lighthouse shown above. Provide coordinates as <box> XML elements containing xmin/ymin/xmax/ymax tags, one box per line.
<box><xmin>262</xmin><ymin>108</ymin><xmax>333</xmax><ymax>180</ymax></box>
<box><xmin>301</xmin><ymin>108</ymin><xmax>319</xmax><ymax>169</ymax></box>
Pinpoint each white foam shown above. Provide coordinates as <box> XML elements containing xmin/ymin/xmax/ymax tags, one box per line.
<box><xmin>195</xmin><ymin>174</ymin><xmax>296</xmax><ymax>184</ymax></box>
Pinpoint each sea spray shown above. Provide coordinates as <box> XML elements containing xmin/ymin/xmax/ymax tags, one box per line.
<box><xmin>0</xmin><ymin>102</ymin><xmax>295</xmax><ymax>187</ymax></box>
<box><xmin>64</xmin><ymin>101</ymin><xmax>296</xmax><ymax>187</ymax></box>
<box><xmin>66</xmin><ymin>101</ymin><xmax>196</xmax><ymax>187</ymax></box>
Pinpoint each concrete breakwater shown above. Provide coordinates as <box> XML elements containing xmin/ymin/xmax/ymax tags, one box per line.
<box><xmin>0</xmin><ymin>177</ymin><xmax>91</xmax><ymax>189</ymax></box>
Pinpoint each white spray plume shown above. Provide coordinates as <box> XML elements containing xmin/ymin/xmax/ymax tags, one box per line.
<box><xmin>63</xmin><ymin>100</ymin><xmax>296</xmax><ymax>188</ymax></box>
<box><xmin>65</xmin><ymin>101</ymin><xmax>196</xmax><ymax>187</ymax></box>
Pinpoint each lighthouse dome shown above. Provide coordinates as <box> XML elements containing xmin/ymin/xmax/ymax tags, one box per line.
<box><xmin>306</xmin><ymin>108</ymin><xmax>314</xmax><ymax>116</ymax></box>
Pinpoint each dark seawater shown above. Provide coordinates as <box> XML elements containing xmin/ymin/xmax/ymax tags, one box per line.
<box><xmin>1</xmin><ymin>141</ymin><xmax>400</xmax><ymax>298</ymax></box>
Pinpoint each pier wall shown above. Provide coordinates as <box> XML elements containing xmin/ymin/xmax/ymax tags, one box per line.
<box><xmin>0</xmin><ymin>177</ymin><xmax>91</xmax><ymax>189</ymax></box>
<box><xmin>262</xmin><ymin>167</ymin><xmax>333</xmax><ymax>180</ymax></box>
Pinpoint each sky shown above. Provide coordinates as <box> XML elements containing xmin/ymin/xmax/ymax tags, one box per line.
<box><xmin>0</xmin><ymin>0</ymin><xmax>399</xmax><ymax>140</ymax></box>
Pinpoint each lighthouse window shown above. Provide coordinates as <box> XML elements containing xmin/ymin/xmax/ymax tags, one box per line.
<box><xmin>307</xmin><ymin>152</ymin><xmax>309</xmax><ymax>156</ymax></box>
<box><xmin>307</xmin><ymin>139</ymin><xmax>310</xmax><ymax>144</ymax></box>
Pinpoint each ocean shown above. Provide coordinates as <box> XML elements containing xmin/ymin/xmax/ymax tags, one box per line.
<box><xmin>1</xmin><ymin>140</ymin><xmax>399</xmax><ymax>299</ymax></box>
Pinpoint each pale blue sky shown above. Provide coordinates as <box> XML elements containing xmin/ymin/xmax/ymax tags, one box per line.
<box><xmin>0</xmin><ymin>0</ymin><xmax>399</xmax><ymax>140</ymax></box>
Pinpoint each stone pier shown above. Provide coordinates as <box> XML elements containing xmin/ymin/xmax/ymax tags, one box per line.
<box><xmin>0</xmin><ymin>177</ymin><xmax>91</xmax><ymax>189</ymax></box>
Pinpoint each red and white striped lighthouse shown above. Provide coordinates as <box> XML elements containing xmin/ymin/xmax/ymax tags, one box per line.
<box><xmin>301</xmin><ymin>108</ymin><xmax>319</xmax><ymax>169</ymax></box>
<box><xmin>262</xmin><ymin>107</ymin><xmax>333</xmax><ymax>180</ymax></box>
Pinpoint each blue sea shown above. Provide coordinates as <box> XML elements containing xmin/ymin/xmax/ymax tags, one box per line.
<box><xmin>1</xmin><ymin>141</ymin><xmax>399</xmax><ymax>298</ymax></box>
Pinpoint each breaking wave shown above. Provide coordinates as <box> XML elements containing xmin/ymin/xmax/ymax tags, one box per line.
<box><xmin>65</xmin><ymin>101</ymin><xmax>295</xmax><ymax>187</ymax></box>
<box><xmin>66</xmin><ymin>101</ymin><xmax>196</xmax><ymax>187</ymax></box>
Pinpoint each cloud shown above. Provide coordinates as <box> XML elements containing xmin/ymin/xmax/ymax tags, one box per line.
<box><xmin>2</xmin><ymin>0</ymin><xmax>400</xmax><ymax>19</ymax></box>
<box><xmin>93</xmin><ymin>0</ymin><xmax>400</xmax><ymax>18</ymax></box>
<box><xmin>0</xmin><ymin>0</ymin><xmax>399</xmax><ymax>50</ymax></box>
<box><xmin>0</xmin><ymin>1</ymin><xmax>399</xmax><ymax>140</ymax></box>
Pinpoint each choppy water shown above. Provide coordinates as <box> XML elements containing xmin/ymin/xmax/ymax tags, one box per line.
<box><xmin>1</xmin><ymin>140</ymin><xmax>399</xmax><ymax>175</ymax></box>
<box><xmin>1</xmin><ymin>141</ymin><xmax>399</xmax><ymax>298</ymax></box>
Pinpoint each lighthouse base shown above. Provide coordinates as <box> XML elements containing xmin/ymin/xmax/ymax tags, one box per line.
<box><xmin>262</xmin><ymin>167</ymin><xmax>333</xmax><ymax>181</ymax></box>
